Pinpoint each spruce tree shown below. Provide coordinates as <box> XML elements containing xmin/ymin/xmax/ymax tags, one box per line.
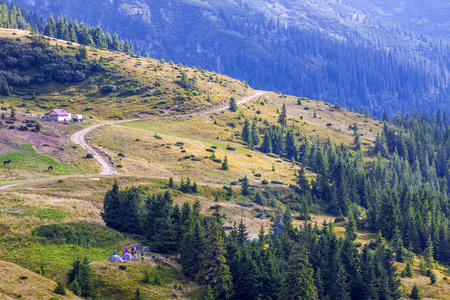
<box><xmin>241</xmin><ymin>176</ymin><xmax>249</xmax><ymax>196</ymax></box>
<box><xmin>53</xmin><ymin>280</ymin><xmax>66</xmax><ymax>295</ymax></box>
<box><xmin>196</xmin><ymin>217</ymin><xmax>233</xmax><ymax>298</ymax></box>
<box><xmin>251</xmin><ymin>120</ymin><xmax>260</xmax><ymax>146</ymax></box>
<box><xmin>279</xmin><ymin>244</ymin><xmax>318</xmax><ymax>300</ymax></box>
<box><xmin>278</xmin><ymin>103</ymin><xmax>287</xmax><ymax>126</ymax></box>
<box><xmin>43</xmin><ymin>13</ymin><xmax>56</xmax><ymax>37</ymax></box>
<box><xmin>410</xmin><ymin>284</ymin><xmax>420</xmax><ymax>299</ymax></box>
<box><xmin>229</xmin><ymin>97</ymin><xmax>237</xmax><ymax>112</ymax></box>
<box><xmin>345</xmin><ymin>211</ymin><xmax>358</xmax><ymax>241</ymax></box>
<box><xmin>102</xmin><ymin>181</ymin><xmax>122</xmax><ymax>231</ymax></box>
<box><xmin>261</xmin><ymin>133</ymin><xmax>272</xmax><ymax>153</ymax></box>
<box><xmin>222</xmin><ymin>156</ymin><xmax>229</xmax><ymax>171</ymax></box>
<box><xmin>242</xmin><ymin>119</ymin><xmax>251</xmax><ymax>143</ymax></box>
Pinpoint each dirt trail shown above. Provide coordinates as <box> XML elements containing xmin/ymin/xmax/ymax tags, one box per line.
<box><xmin>70</xmin><ymin>91</ymin><xmax>264</xmax><ymax>176</ymax></box>
<box><xmin>0</xmin><ymin>91</ymin><xmax>263</xmax><ymax>190</ymax></box>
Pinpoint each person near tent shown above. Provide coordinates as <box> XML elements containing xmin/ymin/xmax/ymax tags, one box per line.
<box><xmin>113</xmin><ymin>250</ymin><xmax>116</xmax><ymax>255</ymax></box>
<box><xmin>122</xmin><ymin>247</ymin><xmax>126</xmax><ymax>255</ymax></box>
<box><xmin>132</xmin><ymin>245</ymin><xmax>138</xmax><ymax>260</ymax></box>
<box><xmin>125</xmin><ymin>246</ymin><xmax>128</xmax><ymax>253</ymax></box>
<box><xmin>141</xmin><ymin>252</ymin><xmax>144</xmax><ymax>260</ymax></box>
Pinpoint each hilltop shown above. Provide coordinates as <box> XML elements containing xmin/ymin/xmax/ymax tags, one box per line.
<box><xmin>11</xmin><ymin>0</ymin><xmax>450</xmax><ymax>118</ymax></box>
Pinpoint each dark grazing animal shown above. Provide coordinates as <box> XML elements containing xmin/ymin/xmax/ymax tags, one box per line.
<box><xmin>48</xmin><ymin>166</ymin><xmax>53</xmax><ymax>171</ymax></box>
<box><xmin>3</xmin><ymin>160</ymin><xmax>11</xmax><ymax>165</ymax></box>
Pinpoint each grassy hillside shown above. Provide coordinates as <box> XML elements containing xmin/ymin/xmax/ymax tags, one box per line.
<box><xmin>1</xmin><ymin>30</ymin><xmax>449</xmax><ymax>299</ymax></box>
<box><xmin>0</xmin><ymin>29</ymin><xmax>253</xmax><ymax>120</ymax></box>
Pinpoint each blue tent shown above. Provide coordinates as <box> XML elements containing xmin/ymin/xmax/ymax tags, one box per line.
<box><xmin>122</xmin><ymin>252</ymin><xmax>132</xmax><ymax>261</ymax></box>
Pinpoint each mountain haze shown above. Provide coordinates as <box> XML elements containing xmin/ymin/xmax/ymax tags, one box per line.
<box><xmin>11</xmin><ymin>0</ymin><xmax>450</xmax><ymax>115</ymax></box>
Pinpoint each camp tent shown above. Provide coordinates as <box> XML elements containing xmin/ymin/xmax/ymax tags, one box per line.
<box><xmin>122</xmin><ymin>252</ymin><xmax>133</xmax><ymax>261</ymax></box>
<box><xmin>107</xmin><ymin>255</ymin><xmax>123</xmax><ymax>263</ymax></box>
<box><xmin>142</xmin><ymin>246</ymin><xmax>150</xmax><ymax>253</ymax></box>
<box><xmin>136</xmin><ymin>244</ymin><xmax>143</xmax><ymax>251</ymax></box>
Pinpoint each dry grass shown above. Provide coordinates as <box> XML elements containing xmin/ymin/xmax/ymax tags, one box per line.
<box><xmin>397</xmin><ymin>259</ymin><xmax>450</xmax><ymax>299</ymax></box>
<box><xmin>90</xmin><ymin>121</ymin><xmax>298</xmax><ymax>186</ymax></box>
<box><xmin>0</xmin><ymin>29</ymin><xmax>253</xmax><ymax>121</ymax></box>
<box><xmin>0</xmin><ymin>260</ymin><xmax>82</xmax><ymax>299</ymax></box>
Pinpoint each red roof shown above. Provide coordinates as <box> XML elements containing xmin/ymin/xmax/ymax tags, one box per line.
<box><xmin>49</xmin><ymin>109</ymin><xmax>69</xmax><ymax>116</ymax></box>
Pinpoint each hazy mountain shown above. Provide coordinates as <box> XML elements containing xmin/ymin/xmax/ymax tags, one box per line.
<box><xmin>12</xmin><ymin>0</ymin><xmax>450</xmax><ymax>117</ymax></box>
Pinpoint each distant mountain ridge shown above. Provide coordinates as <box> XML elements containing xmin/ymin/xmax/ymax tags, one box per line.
<box><xmin>10</xmin><ymin>0</ymin><xmax>450</xmax><ymax>117</ymax></box>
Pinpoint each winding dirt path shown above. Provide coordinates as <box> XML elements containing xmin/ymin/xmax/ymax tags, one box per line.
<box><xmin>0</xmin><ymin>91</ymin><xmax>264</xmax><ymax>190</ymax></box>
<box><xmin>70</xmin><ymin>91</ymin><xmax>264</xmax><ymax>176</ymax></box>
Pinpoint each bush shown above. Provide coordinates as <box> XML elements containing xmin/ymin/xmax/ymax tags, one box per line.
<box><xmin>54</xmin><ymin>280</ymin><xmax>66</xmax><ymax>295</ymax></box>
<box><xmin>32</xmin><ymin>221</ymin><xmax>124</xmax><ymax>247</ymax></box>
<box><xmin>154</xmin><ymin>135</ymin><xmax>162</xmax><ymax>139</ymax></box>
<box><xmin>270</xmin><ymin>180</ymin><xmax>284</xmax><ymax>185</ymax></box>
<box><xmin>206</xmin><ymin>148</ymin><xmax>215</xmax><ymax>153</ymax></box>
<box><xmin>19</xmin><ymin>275</ymin><xmax>28</xmax><ymax>280</ymax></box>
<box><xmin>119</xmin><ymin>265</ymin><xmax>127</xmax><ymax>270</ymax></box>
<box><xmin>117</xmin><ymin>152</ymin><xmax>125</xmax><ymax>157</ymax></box>
<box><xmin>142</xmin><ymin>269</ymin><xmax>151</xmax><ymax>284</ymax></box>
<box><xmin>85</xmin><ymin>153</ymin><xmax>93</xmax><ymax>159</ymax></box>
<box><xmin>226</xmin><ymin>144</ymin><xmax>236</xmax><ymax>151</ymax></box>
<box><xmin>153</xmin><ymin>273</ymin><xmax>162</xmax><ymax>285</ymax></box>
<box><xmin>261</xmin><ymin>179</ymin><xmax>269</xmax><ymax>185</ymax></box>
<box><xmin>254</xmin><ymin>173</ymin><xmax>261</xmax><ymax>177</ymax></box>
<box><xmin>410</xmin><ymin>284</ymin><xmax>420</xmax><ymax>299</ymax></box>
<box><xmin>211</xmin><ymin>146</ymin><xmax>217</xmax><ymax>149</ymax></box>
<box><xmin>18</xmin><ymin>125</ymin><xmax>28</xmax><ymax>131</ymax></box>
<box><xmin>8</xmin><ymin>125</ymin><xmax>15</xmax><ymax>129</ymax></box>
<box><xmin>191</xmin><ymin>157</ymin><xmax>202</xmax><ymax>161</ymax></box>
<box><xmin>100</xmin><ymin>85</ymin><xmax>117</xmax><ymax>93</ymax></box>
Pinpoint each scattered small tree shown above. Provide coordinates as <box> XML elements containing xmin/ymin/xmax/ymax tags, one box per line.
<box><xmin>229</xmin><ymin>97</ymin><xmax>237</xmax><ymax>112</ymax></box>
<box><xmin>241</xmin><ymin>176</ymin><xmax>249</xmax><ymax>196</ymax></box>
<box><xmin>278</xmin><ymin>103</ymin><xmax>287</xmax><ymax>126</ymax></box>
<box><xmin>222</xmin><ymin>156</ymin><xmax>229</xmax><ymax>170</ymax></box>
<box><xmin>169</xmin><ymin>177</ymin><xmax>174</xmax><ymax>188</ymax></box>
<box><xmin>53</xmin><ymin>280</ymin><xmax>66</xmax><ymax>295</ymax></box>
<box><xmin>430</xmin><ymin>270</ymin><xmax>437</xmax><ymax>284</ymax></box>
<box><xmin>410</xmin><ymin>284</ymin><xmax>420</xmax><ymax>299</ymax></box>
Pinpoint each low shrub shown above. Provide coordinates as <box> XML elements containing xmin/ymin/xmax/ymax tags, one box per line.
<box><xmin>270</xmin><ymin>180</ymin><xmax>284</xmax><ymax>185</ymax></box>
<box><xmin>118</xmin><ymin>152</ymin><xmax>125</xmax><ymax>157</ymax></box>
<box><xmin>19</xmin><ymin>275</ymin><xmax>28</xmax><ymax>280</ymax></box>
<box><xmin>85</xmin><ymin>153</ymin><xmax>93</xmax><ymax>159</ymax></box>
<box><xmin>226</xmin><ymin>145</ymin><xmax>236</xmax><ymax>151</ymax></box>
<box><xmin>119</xmin><ymin>265</ymin><xmax>127</xmax><ymax>270</ymax></box>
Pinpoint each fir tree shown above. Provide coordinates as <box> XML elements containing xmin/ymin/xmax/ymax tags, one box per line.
<box><xmin>279</xmin><ymin>244</ymin><xmax>318</xmax><ymax>300</ymax></box>
<box><xmin>345</xmin><ymin>211</ymin><xmax>358</xmax><ymax>241</ymax></box>
<box><xmin>261</xmin><ymin>133</ymin><xmax>272</xmax><ymax>153</ymax></box>
<box><xmin>278</xmin><ymin>103</ymin><xmax>287</xmax><ymax>126</ymax></box>
<box><xmin>229</xmin><ymin>97</ymin><xmax>237</xmax><ymax>112</ymax></box>
<box><xmin>43</xmin><ymin>13</ymin><xmax>56</xmax><ymax>37</ymax></box>
<box><xmin>410</xmin><ymin>284</ymin><xmax>420</xmax><ymax>299</ymax></box>
<box><xmin>242</xmin><ymin>118</ymin><xmax>251</xmax><ymax>143</ymax></box>
<box><xmin>197</xmin><ymin>217</ymin><xmax>233</xmax><ymax>298</ymax></box>
<box><xmin>222</xmin><ymin>156</ymin><xmax>229</xmax><ymax>171</ymax></box>
<box><xmin>241</xmin><ymin>176</ymin><xmax>249</xmax><ymax>196</ymax></box>
<box><xmin>53</xmin><ymin>280</ymin><xmax>66</xmax><ymax>295</ymax></box>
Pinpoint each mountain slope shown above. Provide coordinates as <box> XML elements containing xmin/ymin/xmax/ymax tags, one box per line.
<box><xmin>11</xmin><ymin>0</ymin><xmax>450</xmax><ymax>118</ymax></box>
